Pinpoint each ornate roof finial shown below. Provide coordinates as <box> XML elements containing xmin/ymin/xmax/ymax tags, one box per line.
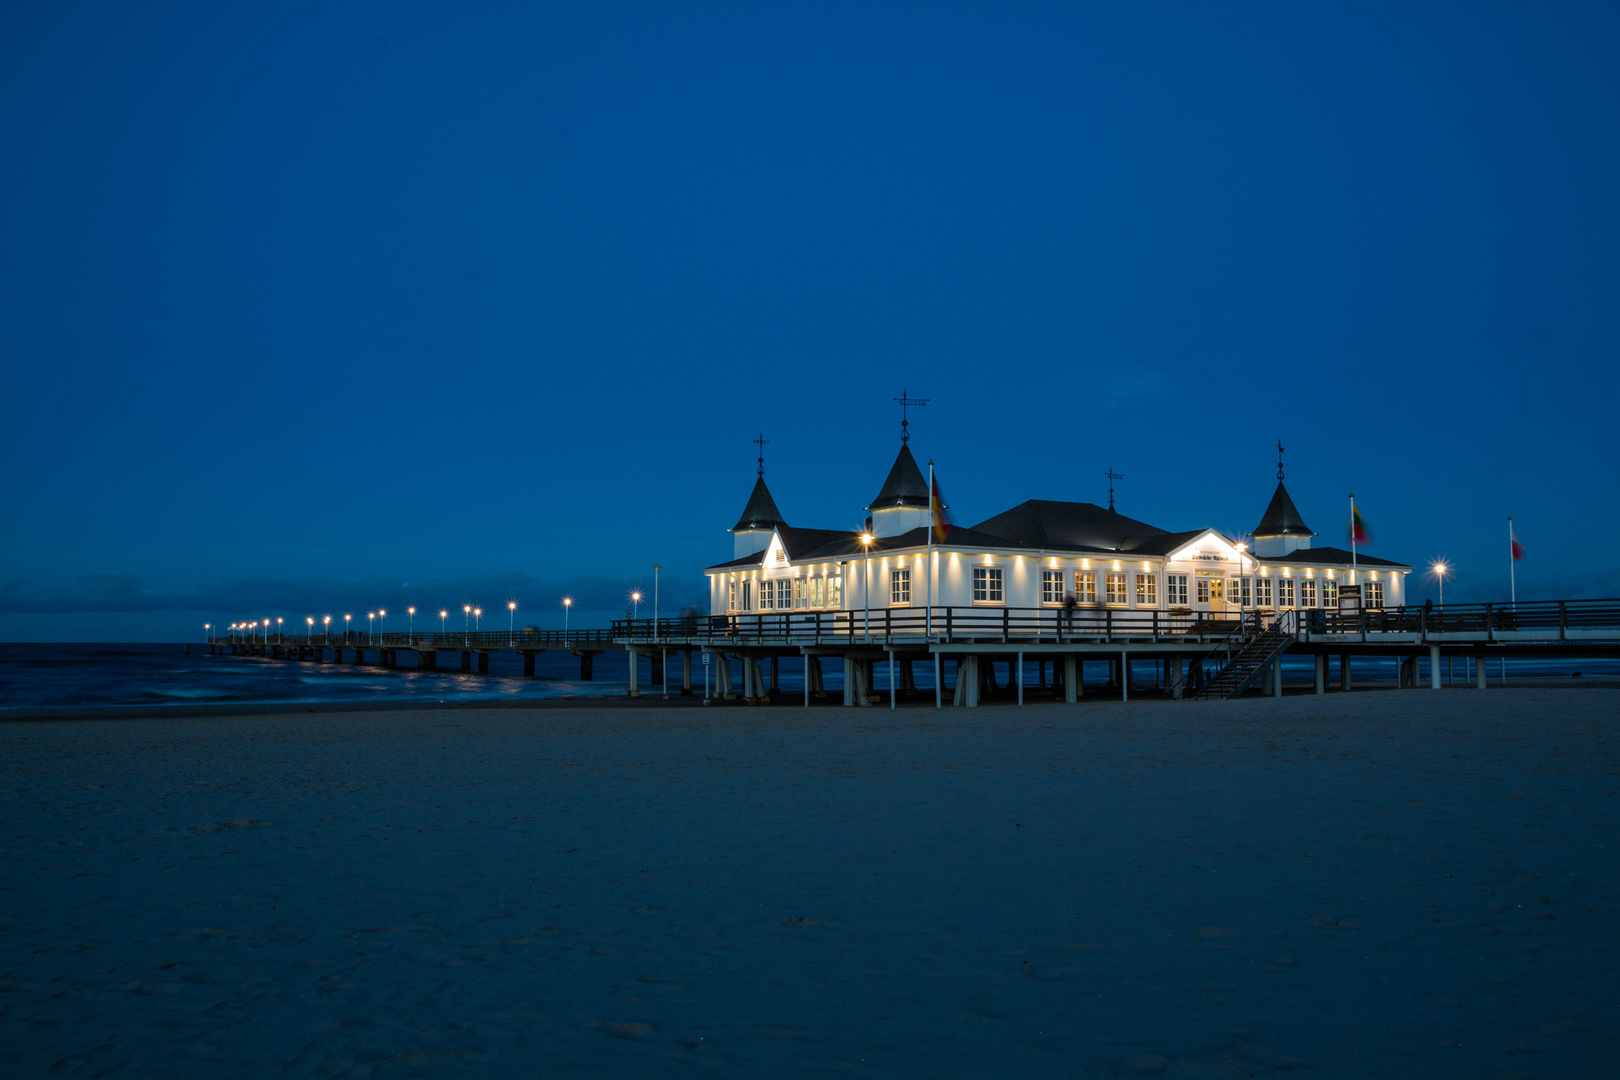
<box><xmin>1104</xmin><ymin>468</ymin><xmax>1124</xmax><ymax>512</ymax></box>
<box><xmin>1277</xmin><ymin>439</ymin><xmax>1286</xmax><ymax>481</ymax></box>
<box><xmin>753</xmin><ymin>432</ymin><xmax>769</xmax><ymax>478</ymax></box>
<box><xmin>893</xmin><ymin>389</ymin><xmax>929</xmax><ymax>444</ymax></box>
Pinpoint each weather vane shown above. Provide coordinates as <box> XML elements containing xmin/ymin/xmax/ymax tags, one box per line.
<box><xmin>1277</xmin><ymin>439</ymin><xmax>1286</xmax><ymax>481</ymax></box>
<box><xmin>753</xmin><ymin>432</ymin><xmax>769</xmax><ymax>477</ymax></box>
<box><xmin>893</xmin><ymin>390</ymin><xmax>929</xmax><ymax>444</ymax></box>
<box><xmin>1104</xmin><ymin>468</ymin><xmax>1124</xmax><ymax>511</ymax></box>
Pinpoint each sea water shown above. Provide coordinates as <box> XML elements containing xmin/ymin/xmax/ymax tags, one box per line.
<box><xmin>0</xmin><ymin>643</ymin><xmax>1612</xmax><ymax>711</ymax></box>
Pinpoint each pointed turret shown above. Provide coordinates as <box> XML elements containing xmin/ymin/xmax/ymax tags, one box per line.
<box><xmin>866</xmin><ymin>443</ymin><xmax>932</xmax><ymax>538</ymax></box>
<box><xmin>1250</xmin><ymin>483</ymin><xmax>1315</xmax><ymax>557</ymax></box>
<box><xmin>731</xmin><ymin>476</ymin><xmax>786</xmax><ymax>558</ymax></box>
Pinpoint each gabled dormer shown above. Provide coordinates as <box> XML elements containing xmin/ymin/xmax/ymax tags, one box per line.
<box><xmin>732</xmin><ymin>476</ymin><xmax>787</xmax><ymax>559</ymax></box>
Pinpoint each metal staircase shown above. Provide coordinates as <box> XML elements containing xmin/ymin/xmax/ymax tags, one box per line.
<box><xmin>1185</xmin><ymin>611</ymin><xmax>1299</xmax><ymax>700</ymax></box>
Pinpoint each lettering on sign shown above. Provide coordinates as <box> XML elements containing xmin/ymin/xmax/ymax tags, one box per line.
<box><xmin>1192</xmin><ymin>551</ymin><xmax>1224</xmax><ymax>562</ymax></box>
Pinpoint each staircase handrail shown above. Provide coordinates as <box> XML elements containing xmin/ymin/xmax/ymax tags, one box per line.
<box><xmin>1166</xmin><ymin>610</ymin><xmax>1259</xmax><ymax>698</ymax></box>
<box><xmin>1176</xmin><ymin>610</ymin><xmax>1299</xmax><ymax>699</ymax></box>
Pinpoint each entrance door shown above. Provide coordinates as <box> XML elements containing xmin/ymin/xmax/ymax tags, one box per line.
<box><xmin>1208</xmin><ymin>577</ymin><xmax>1226</xmax><ymax>614</ymax></box>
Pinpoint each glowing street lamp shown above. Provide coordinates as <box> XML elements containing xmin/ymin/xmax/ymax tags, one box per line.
<box><xmin>367</xmin><ymin>612</ymin><xmax>375</xmax><ymax>643</ymax></box>
<box><xmin>463</xmin><ymin>605</ymin><xmax>471</xmax><ymax>645</ymax></box>
<box><xmin>323</xmin><ymin>615</ymin><xmax>332</xmax><ymax>640</ymax></box>
<box><xmin>276</xmin><ymin>617</ymin><xmax>283</xmax><ymax>640</ymax></box>
<box><xmin>474</xmin><ymin>607</ymin><xmax>482</xmax><ymax>633</ymax></box>
<box><xmin>204</xmin><ymin>622</ymin><xmax>211</xmax><ymax>643</ymax></box>
<box><xmin>439</xmin><ymin>609</ymin><xmax>448</xmax><ymax>638</ymax></box>
<box><xmin>1431</xmin><ymin>561</ymin><xmax>1449</xmax><ymax>609</ymax></box>
<box><xmin>859</xmin><ymin>532</ymin><xmax>875</xmax><ymax>639</ymax></box>
<box><xmin>562</xmin><ymin>596</ymin><xmax>573</xmax><ymax>635</ymax></box>
<box><xmin>508</xmin><ymin>601</ymin><xmax>517</xmax><ymax>645</ymax></box>
<box><xmin>307</xmin><ymin>616</ymin><xmax>315</xmax><ymax>638</ymax></box>
<box><xmin>1235</xmin><ymin>542</ymin><xmax>1249</xmax><ymax>634</ymax></box>
<box><xmin>407</xmin><ymin>607</ymin><xmax>416</xmax><ymax>641</ymax></box>
<box><xmin>377</xmin><ymin>609</ymin><xmax>386</xmax><ymax>642</ymax></box>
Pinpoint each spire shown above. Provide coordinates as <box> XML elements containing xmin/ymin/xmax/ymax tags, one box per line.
<box><xmin>866</xmin><ymin>443</ymin><xmax>931</xmax><ymax>511</ymax></box>
<box><xmin>732</xmin><ymin>477</ymin><xmax>787</xmax><ymax>533</ymax></box>
<box><xmin>1104</xmin><ymin>468</ymin><xmax>1124</xmax><ymax>512</ymax></box>
<box><xmin>1277</xmin><ymin>439</ymin><xmax>1286</xmax><ymax>481</ymax></box>
<box><xmin>753</xmin><ymin>432</ymin><xmax>769</xmax><ymax>478</ymax></box>
<box><xmin>1251</xmin><ymin>481</ymin><xmax>1315</xmax><ymax>538</ymax></box>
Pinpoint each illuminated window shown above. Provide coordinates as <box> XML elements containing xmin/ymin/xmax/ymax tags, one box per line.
<box><xmin>1364</xmin><ymin>581</ymin><xmax>1384</xmax><ymax>609</ymax></box>
<box><xmin>827</xmin><ymin>575</ymin><xmax>842</xmax><ymax>608</ymax></box>
<box><xmin>1041</xmin><ymin>570</ymin><xmax>1066</xmax><ymax>605</ymax></box>
<box><xmin>794</xmin><ymin>578</ymin><xmax>808</xmax><ymax>609</ymax></box>
<box><xmin>808</xmin><ymin>576</ymin><xmax>823</xmax><ymax>608</ymax></box>
<box><xmin>1322</xmin><ymin>580</ymin><xmax>1338</xmax><ymax>608</ymax></box>
<box><xmin>1105</xmin><ymin>572</ymin><xmax>1128</xmax><ymax>604</ymax></box>
<box><xmin>1300</xmin><ymin>579</ymin><xmax>1317</xmax><ymax>608</ymax></box>
<box><xmin>741</xmin><ymin>581</ymin><xmax>752</xmax><ymax>611</ymax></box>
<box><xmin>1278</xmin><ymin>578</ymin><xmax>1295</xmax><ymax>608</ymax></box>
<box><xmin>1196</xmin><ymin>577</ymin><xmax>1210</xmax><ymax>604</ymax></box>
<box><xmin>1166</xmin><ymin>574</ymin><xmax>1188</xmax><ymax>606</ymax></box>
<box><xmin>728</xmin><ymin>582</ymin><xmax>736</xmax><ymax>611</ymax></box>
<box><xmin>1235</xmin><ymin>576</ymin><xmax>1251</xmax><ymax>607</ymax></box>
<box><xmin>891</xmin><ymin>568</ymin><xmax>911</xmax><ymax>606</ymax></box>
<box><xmin>1135</xmin><ymin>574</ymin><xmax>1158</xmax><ymax>606</ymax></box>
<box><xmin>972</xmin><ymin>566</ymin><xmax>1004</xmax><ymax>603</ymax></box>
<box><xmin>1074</xmin><ymin>571</ymin><xmax>1097</xmax><ymax>603</ymax></box>
<box><xmin>1256</xmin><ymin>578</ymin><xmax>1273</xmax><ymax>607</ymax></box>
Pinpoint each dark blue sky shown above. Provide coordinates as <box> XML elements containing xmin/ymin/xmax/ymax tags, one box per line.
<box><xmin>3</xmin><ymin>2</ymin><xmax>1617</xmax><ymax>641</ymax></box>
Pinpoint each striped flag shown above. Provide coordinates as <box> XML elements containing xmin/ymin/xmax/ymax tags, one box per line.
<box><xmin>1510</xmin><ymin>526</ymin><xmax>1524</xmax><ymax>561</ymax></box>
<box><xmin>1349</xmin><ymin>503</ymin><xmax>1371</xmax><ymax>545</ymax></box>
<box><xmin>931</xmin><ymin>475</ymin><xmax>952</xmax><ymax>543</ymax></box>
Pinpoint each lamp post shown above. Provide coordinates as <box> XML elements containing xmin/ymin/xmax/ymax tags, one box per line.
<box><xmin>508</xmin><ymin>601</ymin><xmax>517</xmax><ymax>645</ymax></box>
<box><xmin>1431</xmin><ymin>562</ymin><xmax>1448</xmax><ymax>609</ymax></box>
<box><xmin>653</xmin><ymin>564</ymin><xmax>660</xmax><ymax>631</ymax></box>
<box><xmin>562</xmin><ymin>596</ymin><xmax>573</xmax><ymax>635</ymax></box>
<box><xmin>378</xmin><ymin>609</ymin><xmax>386</xmax><ymax>643</ymax></box>
<box><xmin>276</xmin><ymin>617</ymin><xmax>283</xmax><ymax>641</ymax></box>
<box><xmin>474</xmin><ymin>607</ymin><xmax>482</xmax><ymax>633</ymax></box>
<box><xmin>859</xmin><ymin>533</ymin><xmax>874</xmax><ymax>639</ymax></box>
<box><xmin>345</xmin><ymin>613</ymin><xmax>352</xmax><ymax>642</ymax></box>
<box><xmin>1235</xmin><ymin>542</ymin><xmax>1248</xmax><ymax>636</ymax></box>
<box><xmin>204</xmin><ymin>622</ymin><xmax>211</xmax><ymax>643</ymax></box>
<box><xmin>631</xmin><ymin>590</ymin><xmax>642</xmax><ymax>626</ymax></box>
<box><xmin>463</xmin><ymin>605</ymin><xmax>471</xmax><ymax>646</ymax></box>
<box><xmin>439</xmin><ymin>609</ymin><xmax>448</xmax><ymax>639</ymax></box>
<box><xmin>408</xmin><ymin>607</ymin><xmax>416</xmax><ymax>643</ymax></box>
<box><xmin>367</xmin><ymin>612</ymin><xmax>374</xmax><ymax>644</ymax></box>
<box><xmin>307</xmin><ymin>616</ymin><xmax>315</xmax><ymax>639</ymax></box>
<box><xmin>323</xmin><ymin>615</ymin><xmax>331</xmax><ymax>641</ymax></box>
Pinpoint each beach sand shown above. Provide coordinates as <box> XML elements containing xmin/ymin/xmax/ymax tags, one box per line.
<box><xmin>2</xmin><ymin>690</ymin><xmax>1616</xmax><ymax>1078</ymax></box>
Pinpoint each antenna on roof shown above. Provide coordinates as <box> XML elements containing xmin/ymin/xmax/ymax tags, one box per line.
<box><xmin>1277</xmin><ymin>439</ymin><xmax>1285</xmax><ymax>481</ymax></box>
<box><xmin>1104</xmin><ymin>468</ymin><xmax>1124</xmax><ymax>512</ymax></box>
<box><xmin>893</xmin><ymin>389</ymin><xmax>929</xmax><ymax>444</ymax></box>
<box><xmin>753</xmin><ymin>432</ymin><xmax>769</xmax><ymax>478</ymax></box>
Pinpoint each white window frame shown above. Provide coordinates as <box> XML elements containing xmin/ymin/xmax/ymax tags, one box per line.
<box><xmin>1166</xmin><ymin>574</ymin><xmax>1188</xmax><ymax>607</ymax></box>
<box><xmin>1195</xmin><ymin>577</ymin><xmax>1210</xmax><ymax>604</ymax></box>
<box><xmin>1364</xmin><ymin>581</ymin><xmax>1384</xmax><ymax>609</ymax></box>
<box><xmin>728</xmin><ymin>581</ymin><xmax>736</xmax><ymax>611</ymax></box>
<box><xmin>1278</xmin><ymin>577</ymin><xmax>1295</xmax><ymax>608</ymax></box>
<box><xmin>971</xmin><ymin>566</ymin><xmax>1005</xmax><ymax>605</ymax></box>
<box><xmin>827</xmin><ymin>575</ymin><xmax>842</xmax><ymax>609</ymax></box>
<box><xmin>1104</xmin><ymin>572</ymin><xmax>1128</xmax><ymax>605</ymax></box>
<box><xmin>1322</xmin><ymin>580</ymin><xmax>1338</xmax><ymax>608</ymax></box>
<box><xmin>1255</xmin><ymin>577</ymin><xmax>1273</xmax><ymax>607</ymax></box>
<box><xmin>890</xmin><ymin>568</ymin><xmax>911</xmax><ymax>606</ymax></box>
<box><xmin>741</xmin><ymin>580</ymin><xmax>752</xmax><ymax>611</ymax></box>
<box><xmin>1300</xmin><ymin>579</ymin><xmax>1317</xmax><ymax>608</ymax></box>
<box><xmin>1041</xmin><ymin>569</ymin><xmax>1066</xmax><ymax>605</ymax></box>
<box><xmin>1074</xmin><ymin>571</ymin><xmax>1097</xmax><ymax>604</ymax></box>
<box><xmin>1135</xmin><ymin>574</ymin><xmax>1158</xmax><ymax>607</ymax></box>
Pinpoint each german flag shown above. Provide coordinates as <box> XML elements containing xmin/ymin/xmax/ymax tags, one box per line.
<box><xmin>931</xmin><ymin>475</ymin><xmax>951</xmax><ymax>543</ymax></box>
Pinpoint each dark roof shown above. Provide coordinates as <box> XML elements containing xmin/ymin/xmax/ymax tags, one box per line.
<box><xmin>776</xmin><ymin>525</ymin><xmax>853</xmax><ymax>560</ymax></box>
<box><xmin>866</xmin><ymin>444</ymin><xmax>931</xmax><ymax>510</ymax></box>
<box><xmin>705</xmin><ymin>550</ymin><xmax>767</xmax><ymax>571</ymax></box>
<box><xmin>1262</xmin><ymin>546</ymin><xmax>1409</xmax><ymax>569</ymax></box>
<box><xmin>1251</xmin><ymin>482</ymin><xmax>1315</xmax><ymax>538</ymax></box>
<box><xmin>1122</xmin><ymin>528</ymin><xmax>1222</xmax><ymax>557</ymax></box>
<box><xmin>731</xmin><ymin>477</ymin><xmax>787</xmax><ymax>532</ymax></box>
<box><xmin>971</xmin><ymin>499</ymin><xmax>1169</xmax><ymax>552</ymax></box>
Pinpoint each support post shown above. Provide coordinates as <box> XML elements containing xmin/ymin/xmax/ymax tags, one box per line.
<box><xmin>1476</xmin><ymin>652</ymin><xmax>1487</xmax><ymax>690</ymax></box>
<box><xmin>1064</xmin><ymin>655</ymin><xmax>1079</xmax><ymax>703</ymax></box>
<box><xmin>1339</xmin><ymin>653</ymin><xmax>1351</xmax><ymax>692</ymax></box>
<box><xmin>934</xmin><ymin>653</ymin><xmax>942</xmax><ymax>709</ymax></box>
<box><xmin>1016</xmin><ymin>651</ymin><xmax>1024</xmax><ymax>706</ymax></box>
<box><xmin>421</xmin><ymin>650</ymin><xmax>436</xmax><ymax>671</ymax></box>
<box><xmin>477</xmin><ymin>651</ymin><xmax>490</xmax><ymax>674</ymax></box>
<box><xmin>627</xmin><ymin>646</ymin><xmax>640</xmax><ymax>697</ymax></box>
<box><xmin>1273</xmin><ymin>657</ymin><xmax>1283</xmax><ymax>698</ymax></box>
<box><xmin>1429</xmin><ymin>645</ymin><xmax>1441</xmax><ymax>690</ymax></box>
<box><xmin>1121</xmin><ymin>651</ymin><xmax>1129</xmax><ymax>701</ymax></box>
<box><xmin>888</xmin><ymin>649</ymin><xmax>896</xmax><ymax>709</ymax></box>
<box><xmin>461</xmin><ymin>651</ymin><xmax>472</xmax><ymax>672</ymax></box>
<box><xmin>1315</xmin><ymin>654</ymin><xmax>1326</xmax><ymax>695</ymax></box>
<box><xmin>523</xmin><ymin>652</ymin><xmax>535</xmax><ymax>677</ymax></box>
<box><xmin>682</xmin><ymin>650</ymin><xmax>692</xmax><ymax>695</ymax></box>
<box><xmin>770</xmin><ymin>655</ymin><xmax>779</xmax><ymax>693</ymax></box>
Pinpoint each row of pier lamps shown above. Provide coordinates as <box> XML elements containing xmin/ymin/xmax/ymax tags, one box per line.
<box><xmin>206</xmin><ymin>594</ymin><xmax>597</xmax><ymax>648</ymax></box>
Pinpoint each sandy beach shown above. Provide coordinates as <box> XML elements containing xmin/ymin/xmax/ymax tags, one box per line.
<box><xmin>2</xmin><ymin>690</ymin><xmax>1616</xmax><ymax>1078</ymax></box>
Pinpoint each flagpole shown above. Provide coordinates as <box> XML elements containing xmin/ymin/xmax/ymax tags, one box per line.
<box><xmin>1349</xmin><ymin>493</ymin><xmax>1358</xmax><ymax>583</ymax></box>
<box><xmin>926</xmin><ymin>460</ymin><xmax>934</xmax><ymax>639</ymax></box>
<box><xmin>1508</xmin><ymin>516</ymin><xmax>1516</xmax><ymax>607</ymax></box>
